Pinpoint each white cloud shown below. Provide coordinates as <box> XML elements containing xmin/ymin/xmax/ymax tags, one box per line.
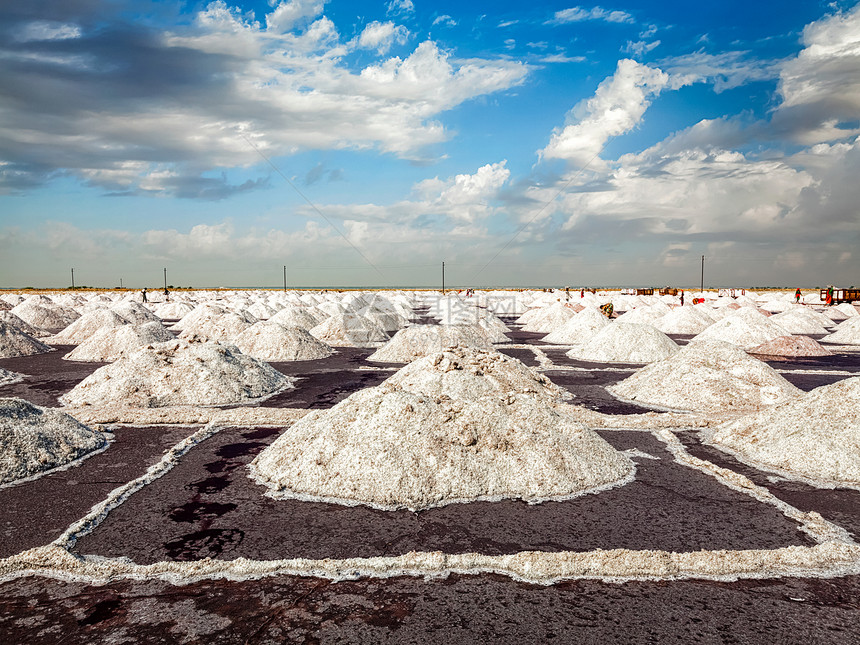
<box><xmin>266</xmin><ymin>0</ymin><xmax>327</xmax><ymax>33</ymax></box>
<box><xmin>17</xmin><ymin>21</ymin><xmax>82</xmax><ymax>42</ymax></box>
<box><xmin>662</xmin><ymin>50</ymin><xmax>781</xmax><ymax>93</ymax></box>
<box><xmin>540</xmin><ymin>59</ymin><xmax>669</xmax><ymax>166</ymax></box>
<box><xmin>386</xmin><ymin>0</ymin><xmax>415</xmax><ymax>17</ymax></box>
<box><xmin>623</xmin><ymin>40</ymin><xmax>660</xmax><ymax>57</ymax></box>
<box><xmin>550</xmin><ymin>6</ymin><xmax>634</xmax><ymax>25</ymax></box>
<box><xmin>433</xmin><ymin>15</ymin><xmax>457</xmax><ymax>27</ymax></box>
<box><xmin>357</xmin><ymin>21</ymin><xmax>409</xmax><ymax>54</ymax></box>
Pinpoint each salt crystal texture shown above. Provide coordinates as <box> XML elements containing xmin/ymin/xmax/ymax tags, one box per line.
<box><xmin>0</xmin><ymin>311</ymin><xmax>50</xmax><ymax>338</ymax></box>
<box><xmin>48</xmin><ymin>309</ymin><xmax>130</xmax><ymax>345</ymax></box>
<box><xmin>233</xmin><ymin>322</ymin><xmax>333</xmax><ymax>361</ymax></box>
<box><xmin>608</xmin><ymin>341</ymin><xmax>801</xmax><ymax>413</ymax></box>
<box><xmin>749</xmin><ymin>335</ymin><xmax>832</xmax><ymax>357</ymax></box>
<box><xmin>368</xmin><ymin>325</ymin><xmax>492</xmax><ymax>363</ymax></box>
<box><xmin>691</xmin><ymin>310</ymin><xmax>790</xmax><ymax>350</ymax></box>
<box><xmin>821</xmin><ymin>317</ymin><xmax>860</xmax><ymax>345</ymax></box>
<box><xmin>10</xmin><ymin>301</ymin><xmax>79</xmax><ymax>331</ymax></box>
<box><xmin>522</xmin><ymin>302</ymin><xmax>577</xmax><ymax>333</ymax></box>
<box><xmin>60</xmin><ymin>339</ymin><xmax>292</xmax><ymax>408</ymax></box>
<box><xmin>1</xmin><ymin>398</ymin><xmax>108</xmax><ymax>485</ymax></box>
<box><xmin>269</xmin><ymin>307</ymin><xmax>324</xmax><ymax>330</ymax></box>
<box><xmin>63</xmin><ymin>322</ymin><xmax>175</xmax><ymax>362</ymax></box>
<box><xmin>566</xmin><ymin>322</ymin><xmax>679</xmax><ymax>364</ymax></box>
<box><xmin>310</xmin><ymin>314</ymin><xmax>388</xmax><ymax>347</ymax></box>
<box><xmin>250</xmin><ymin>349</ymin><xmax>632</xmax><ymax>510</ymax></box>
<box><xmin>653</xmin><ymin>306</ymin><xmax>715</xmax><ymax>335</ymax></box>
<box><xmin>0</xmin><ymin>321</ymin><xmax>53</xmax><ymax>358</ymax></box>
<box><xmin>770</xmin><ymin>309</ymin><xmax>832</xmax><ymax>335</ymax></box>
<box><xmin>707</xmin><ymin>377</ymin><xmax>860</xmax><ymax>486</ymax></box>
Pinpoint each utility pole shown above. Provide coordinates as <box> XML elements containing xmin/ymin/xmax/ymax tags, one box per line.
<box><xmin>700</xmin><ymin>255</ymin><xmax>705</xmax><ymax>293</ymax></box>
<box><xmin>442</xmin><ymin>261</ymin><xmax>445</xmax><ymax>293</ymax></box>
<box><xmin>283</xmin><ymin>265</ymin><xmax>287</xmax><ymax>292</ymax></box>
<box><xmin>163</xmin><ymin>267</ymin><xmax>167</xmax><ymax>290</ymax></box>
<box><xmin>71</xmin><ymin>268</ymin><xmax>75</xmax><ymax>289</ymax></box>
<box><xmin>120</xmin><ymin>278</ymin><xmax>123</xmax><ymax>289</ymax></box>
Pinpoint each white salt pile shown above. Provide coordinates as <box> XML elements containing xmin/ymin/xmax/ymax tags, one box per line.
<box><xmin>769</xmin><ymin>309</ymin><xmax>832</xmax><ymax>335</ymax></box>
<box><xmin>1</xmin><ymin>398</ymin><xmax>109</xmax><ymax>485</ymax></box>
<box><xmin>63</xmin><ymin>322</ymin><xmax>176</xmax><ymax>362</ymax></box>
<box><xmin>269</xmin><ymin>306</ymin><xmax>324</xmax><ymax>330</ymax></box>
<box><xmin>10</xmin><ymin>300</ymin><xmax>79</xmax><ymax>332</ymax></box>
<box><xmin>0</xmin><ymin>311</ymin><xmax>50</xmax><ymax>338</ymax></box>
<box><xmin>653</xmin><ymin>306</ymin><xmax>716</xmax><ymax>335</ymax></box>
<box><xmin>522</xmin><ymin>302</ymin><xmax>577</xmax><ymax>333</ymax></box>
<box><xmin>250</xmin><ymin>348</ymin><xmax>632</xmax><ymax>511</ymax></box>
<box><xmin>749</xmin><ymin>335</ymin><xmax>832</xmax><ymax>357</ymax></box>
<box><xmin>566</xmin><ymin>322</ymin><xmax>679</xmax><ymax>364</ymax></box>
<box><xmin>60</xmin><ymin>339</ymin><xmax>292</xmax><ymax>408</ymax></box>
<box><xmin>0</xmin><ymin>321</ymin><xmax>53</xmax><ymax>358</ymax></box>
<box><xmin>48</xmin><ymin>309</ymin><xmax>130</xmax><ymax>345</ymax></box>
<box><xmin>178</xmin><ymin>312</ymin><xmax>255</xmax><ymax>343</ymax></box>
<box><xmin>367</xmin><ymin>325</ymin><xmax>493</xmax><ymax>363</ymax></box>
<box><xmin>706</xmin><ymin>377</ymin><xmax>860</xmax><ymax>486</ymax></box>
<box><xmin>0</xmin><ymin>367</ymin><xmax>22</xmax><ymax>385</ymax></box>
<box><xmin>821</xmin><ymin>317</ymin><xmax>860</xmax><ymax>345</ymax></box>
<box><xmin>150</xmin><ymin>301</ymin><xmax>194</xmax><ymax>320</ymax></box>
<box><xmin>608</xmin><ymin>340</ymin><xmax>801</xmax><ymax>414</ymax></box>
<box><xmin>543</xmin><ymin>308</ymin><xmax>610</xmax><ymax>345</ymax></box>
<box><xmin>233</xmin><ymin>322</ymin><xmax>333</xmax><ymax>362</ymax></box>
<box><xmin>171</xmin><ymin>303</ymin><xmax>227</xmax><ymax>331</ymax></box>
<box><xmin>310</xmin><ymin>314</ymin><xmax>388</xmax><ymax>347</ymax></box>
<box><xmin>691</xmin><ymin>309</ymin><xmax>790</xmax><ymax>350</ymax></box>
<box><xmin>111</xmin><ymin>301</ymin><xmax>162</xmax><ymax>325</ymax></box>
<box><xmin>615</xmin><ymin>302</ymin><xmax>672</xmax><ymax>325</ymax></box>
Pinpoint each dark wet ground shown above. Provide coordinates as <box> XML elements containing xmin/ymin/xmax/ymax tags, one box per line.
<box><xmin>0</xmin><ymin>346</ymin><xmax>105</xmax><ymax>407</ymax></box>
<box><xmin>1</xmin><ymin>570</ymin><xmax>858</xmax><ymax>644</ymax></box>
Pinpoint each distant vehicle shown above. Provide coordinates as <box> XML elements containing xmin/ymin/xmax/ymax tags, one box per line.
<box><xmin>821</xmin><ymin>288</ymin><xmax>860</xmax><ymax>304</ymax></box>
<box><xmin>621</xmin><ymin>288</ymin><xmax>655</xmax><ymax>296</ymax></box>
<box><xmin>718</xmin><ymin>289</ymin><xmax>747</xmax><ymax>298</ymax></box>
<box><xmin>659</xmin><ymin>287</ymin><xmax>679</xmax><ymax>296</ymax></box>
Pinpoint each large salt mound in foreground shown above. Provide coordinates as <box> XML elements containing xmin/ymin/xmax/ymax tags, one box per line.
<box><xmin>233</xmin><ymin>322</ymin><xmax>333</xmax><ymax>362</ymax></box>
<box><xmin>0</xmin><ymin>321</ymin><xmax>53</xmax><ymax>358</ymax></box>
<box><xmin>60</xmin><ymin>339</ymin><xmax>292</xmax><ymax>408</ymax></box>
<box><xmin>367</xmin><ymin>325</ymin><xmax>491</xmax><ymax>363</ymax></box>
<box><xmin>706</xmin><ymin>377</ymin><xmax>860</xmax><ymax>486</ymax></box>
<box><xmin>608</xmin><ymin>341</ymin><xmax>801</xmax><ymax>414</ymax></box>
<box><xmin>1</xmin><ymin>398</ymin><xmax>108</xmax><ymax>485</ymax></box>
<box><xmin>63</xmin><ymin>322</ymin><xmax>175</xmax><ymax>362</ymax></box>
<box><xmin>565</xmin><ymin>323</ymin><xmax>679</xmax><ymax>364</ymax></box>
<box><xmin>749</xmin><ymin>335</ymin><xmax>832</xmax><ymax>357</ymax></box>
<box><xmin>250</xmin><ymin>350</ymin><xmax>632</xmax><ymax>511</ymax></box>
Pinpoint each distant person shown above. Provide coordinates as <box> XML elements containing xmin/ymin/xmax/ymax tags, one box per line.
<box><xmin>565</xmin><ymin>286</ymin><xmax>570</xmax><ymax>300</ymax></box>
<box><xmin>580</xmin><ymin>289</ymin><xmax>584</xmax><ymax>298</ymax></box>
<box><xmin>163</xmin><ymin>287</ymin><xmax>169</xmax><ymax>302</ymax></box>
<box><xmin>795</xmin><ymin>288</ymin><xmax>801</xmax><ymax>303</ymax></box>
<box><xmin>826</xmin><ymin>286</ymin><xmax>834</xmax><ymax>306</ymax></box>
<box><xmin>142</xmin><ymin>287</ymin><xmax>147</xmax><ymax>303</ymax></box>
<box><xmin>680</xmin><ymin>290</ymin><xmax>685</xmax><ymax>306</ymax></box>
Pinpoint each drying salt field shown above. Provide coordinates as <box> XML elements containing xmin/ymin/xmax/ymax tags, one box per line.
<box><xmin>0</xmin><ymin>288</ymin><xmax>858</xmax><ymax>643</ymax></box>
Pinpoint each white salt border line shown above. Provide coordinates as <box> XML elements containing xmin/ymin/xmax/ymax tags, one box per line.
<box><xmin>1</xmin><ymin>423</ymin><xmax>859</xmax><ymax>585</ymax></box>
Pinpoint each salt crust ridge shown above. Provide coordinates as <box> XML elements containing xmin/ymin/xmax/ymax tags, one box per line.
<box><xmin>63</xmin><ymin>322</ymin><xmax>175</xmax><ymax>362</ymax></box>
<box><xmin>0</xmin><ymin>321</ymin><xmax>53</xmax><ymax>358</ymax></box>
<box><xmin>59</xmin><ymin>339</ymin><xmax>292</xmax><ymax>408</ymax></box>
<box><xmin>367</xmin><ymin>325</ymin><xmax>492</xmax><ymax>363</ymax></box>
<box><xmin>0</xmin><ymin>398</ymin><xmax>109</xmax><ymax>485</ymax></box>
<box><xmin>233</xmin><ymin>322</ymin><xmax>333</xmax><ymax>362</ymax></box>
<box><xmin>706</xmin><ymin>377</ymin><xmax>860</xmax><ymax>487</ymax></box>
<box><xmin>608</xmin><ymin>341</ymin><xmax>802</xmax><ymax>414</ymax></box>
<box><xmin>251</xmin><ymin>348</ymin><xmax>632</xmax><ymax>510</ymax></box>
<box><xmin>565</xmin><ymin>322</ymin><xmax>679</xmax><ymax>364</ymax></box>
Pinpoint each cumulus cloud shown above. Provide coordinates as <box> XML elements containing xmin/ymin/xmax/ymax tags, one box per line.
<box><xmin>433</xmin><ymin>15</ymin><xmax>457</xmax><ymax>27</ymax></box>
<box><xmin>540</xmin><ymin>59</ymin><xmax>669</xmax><ymax>166</ymax></box>
<box><xmin>549</xmin><ymin>6</ymin><xmax>634</xmax><ymax>25</ymax></box>
<box><xmin>661</xmin><ymin>50</ymin><xmax>781</xmax><ymax>92</ymax></box>
<box><xmin>357</xmin><ymin>20</ymin><xmax>409</xmax><ymax>54</ymax></box>
<box><xmin>0</xmin><ymin>2</ymin><xmax>528</xmax><ymax>196</ymax></box>
<box><xmin>386</xmin><ymin>0</ymin><xmax>414</xmax><ymax>17</ymax></box>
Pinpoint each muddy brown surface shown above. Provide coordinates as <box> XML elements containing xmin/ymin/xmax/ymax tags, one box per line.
<box><xmin>1</xmin><ymin>572</ymin><xmax>858</xmax><ymax>644</ymax></box>
<box><xmin>72</xmin><ymin>429</ymin><xmax>815</xmax><ymax>564</ymax></box>
<box><xmin>0</xmin><ymin>426</ymin><xmax>198</xmax><ymax>557</ymax></box>
<box><xmin>0</xmin><ymin>346</ymin><xmax>106</xmax><ymax>406</ymax></box>
<box><xmin>677</xmin><ymin>431</ymin><xmax>860</xmax><ymax>541</ymax></box>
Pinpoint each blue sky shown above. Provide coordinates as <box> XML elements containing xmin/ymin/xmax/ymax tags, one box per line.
<box><xmin>1</xmin><ymin>0</ymin><xmax>859</xmax><ymax>288</ymax></box>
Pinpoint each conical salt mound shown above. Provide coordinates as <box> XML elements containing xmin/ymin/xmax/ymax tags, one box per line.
<box><xmin>706</xmin><ymin>377</ymin><xmax>860</xmax><ymax>486</ymax></box>
<box><xmin>10</xmin><ymin>300</ymin><xmax>79</xmax><ymax>332</ymax></box>
<box><xmin>543</xmin><ymin>308</ymin><xmax>610</xmax><ymax>344</ymax></box>
<box><xmin>0</xmin><ymin>311</ymin><xmax>50</xmax><ymax>338</ymax></box>
<box><xmin>1</xmin><ymin>398</ymin><xmax>109</xmax><ymax>485</ymax></box>
<box><xmin>0</xmin><ymin>367</ymin><xmax>22</xmax><ymax>385</ymax></box>
<box><xmin>250</xmin><ymin>353</ymin><xmax>633</xmax><ymax>511</ymax></box>
<box><xmin>309</xmin><ymin>314</ymin><xmax>388</xmax><ymax>347</ymax></box>
<box><xmin>233</xmin><ymin>322</ymin><xmax>333</xmax><ymax>362</ymax></box>
<box><xmin>60</xmin><ymin>339</ymin><xmax>292</xmax><ymax>408</ymax></box>
<box><xmin>0</xmin><ymin>321</ymin><xmax>53</xmax><ymax>358</ymax></box>
<box><xmin>111</xmin><ymin>301</ymin><xmax>161</xmax><ymax>325</ymax></box>
<box><xmin>367</xmin><ymin>325</ymin><xmax>492</xmax><ymax>363</ymax></box>
<box><xmin>608</xmin><ymin>341</ymin><xmax>801</xmax><ymax>414</ymax></box>
<box><xmin>821</xmin><ymin>317</ymin><xmax>860</xmax><ymax>345</ymax></box>
<box><xmin>269</xmin><ymin>307</ymin><xmax>324</xmax><ymax>330</ymax></box>
<box><xmin>171</xmin><ymin>303</ymin><xmax>227</xmax><ymax>331</ymax></box>
<box><xmin>385</xmin><ymin>346</ymin><xmax>570</xmax><ymax>403</ymax></box>
<box><xmin>522</xmin><ymin>302</ymin><xmax>577</xmax><ymax>333</ymax></box>
<box><xmin>63</xmin><ymin>321</ymin><xmax>176</xmax><ymax>362</ymax></box>
<box><xmin>48</xmin><ymin>309</ymin><xmax>130</xmax><ymax>345</ymax></box>
<box><xmin>653</xmin><ymin>306</ymin><xmax>715</xmax><ymax>335</ymax></box>
<box><xmin>566</xmin><ymin>323</ymin><xmax>679</xmax><ymax>364</ymax></box>
<box><xmin>178</xmin><ymin>312</ymin><xmax>255</xmax><ymax>343</ymax></box>
<box><xmin>691</xmin><ymin>311</ymin><xmax>789</xmax><ymax>350</ymax></box>
<box><xmin>749</xmin><ymin>335</ymin><xmax>832</xmax><ymax>357</ymax></box>
<box><xmin>615</xmin><ymin>302</ymin><xmax>672</xmax><ymax>325</ymax></box>
<box><xmin>151</xmin><ymin>301</ymin><xmax>194</xmax><ymax>320</ymax></box>
<box><xmin>769</xmin><ymin>309</ymin><xmax>832</xmax><ymax>335</ymax></box>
